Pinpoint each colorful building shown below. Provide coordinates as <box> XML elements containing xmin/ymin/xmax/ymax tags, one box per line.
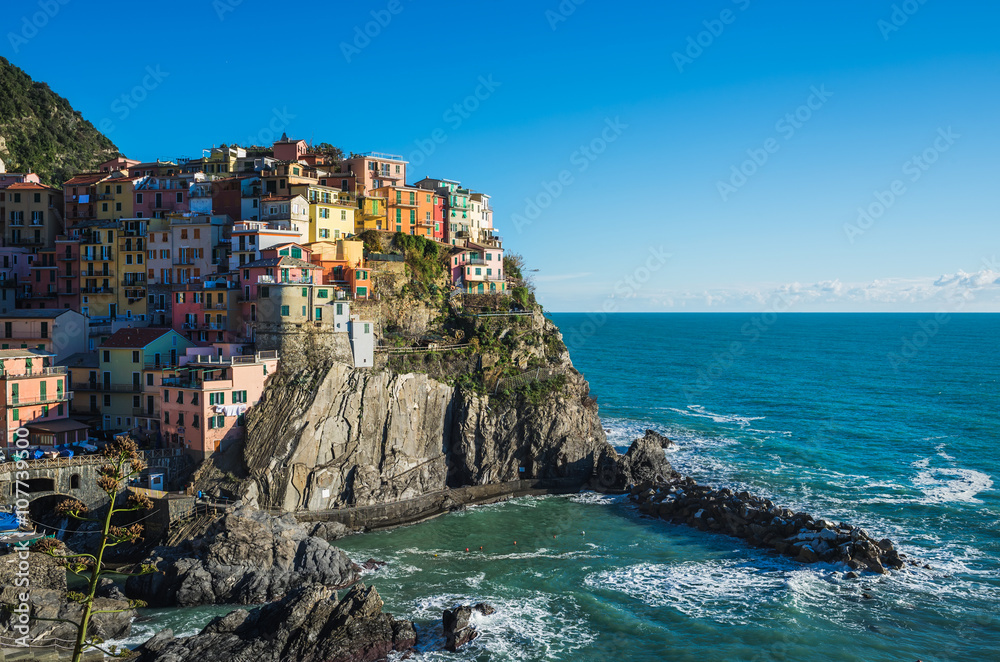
<box><xmin>290</xmin><ymin>184</ymin><xmax>356</xmax><ymax>241</ymax></box>
<box><xmin>94</xmin><ymin>175</ymin><xmax>139</xmax><ymax>221</ymax></box>
<box><xmin>159</xmin><ymin>348</ymin><xmax>278</xmax><ymax>459</ymax></box>
<box><xmin>228</xmin><ymin>219</ymin><xmax>306</xmax><ymax>271</ymax></box>
<box><xmin>0</xmin><ymin>348</ymin><xmax>81</xmax><ymax>448</ymax></box>
<box><xmin>344</xmin><ymin>153</ymin><xmax>407</xmax><ymax>196</ymax></box>
<box><xmin>172</xmin><ymin>277</ymin><xmax>242</xmax><ymax>346</ymax></box>
<box><xmin>306</xmin><ymin>240</ymin><xmax>371</xmax><ymax>299</ymax></box>
<box><xmin>95</xmin><ymin>327</ymin><xmax>194</xmax><ymax>434</ymax></box>
<box><xmin>63</xmin><ymin>173</ymin><xmax>112</xmax><ymax>227</ymax></box>
<box><xmin>238</xmin><ymin>244</ymin><xmax>322</xmax><ymax>326</ymax></box>
<box><xmin>0</xmin><ymin>309</ymin><xmax>88</xmax><ymax>361</ymax></box>
<box><xmin>1</xmin><ymin>182</ymin><xmax>64</xmax><ymax>250</ymax></box>
<box><xmin>450</xmin><ymin>244</ymin><xmax>506</xmax><ymax>294</ymax></box>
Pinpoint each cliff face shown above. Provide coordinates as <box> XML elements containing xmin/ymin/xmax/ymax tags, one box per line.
<box><xmin>237</xmin><ymin>314</ymin><xmax>606</xmax><ymax>512</ymax></box>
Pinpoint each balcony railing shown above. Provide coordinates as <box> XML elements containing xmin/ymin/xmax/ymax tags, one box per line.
<box><xmin>257</xmin><ymin>275</ymin><xmax>312</xmax><ymax>284</ymax></box>
<box><xmin>81</xmin><ymin>254</ymin><xmax>113</xmax><ymax>261</ymax></box>
<box><xmin>80</xmin><ymin>286</ymin><xmax>114</xmax><ymax>295</ymax></box>
<box><xmin>10</xmin><ymin>391</ymin><xmax>73</xmax><ymax>406</ymax></box>
<box><xmin>3</xmin><ymin>366</ymin><xmax>68</xmax><ymax>379</ymax></box>
<box><xmin>202</xmin><ymin>302</ymin><xmax>228</xmax><ymax>310</ymax></box>
<box><xmin>8</xmin><ymin>237</ymin><xmax>44</xmax><ymax>246</ymax></box>
<box><xmin>133</xmin><ymin>407</ymin><xmax>161</xmax><ymax>418</ymax></box>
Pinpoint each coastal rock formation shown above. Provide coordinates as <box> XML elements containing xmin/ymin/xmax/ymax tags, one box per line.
<box><xmin>443</xmin><ymin>602</ymin><xmax>496</xmax><ymax>651</ymax></box>
<box><xmin>133</xmin><ymin>583</ymin><xmax>416</xmax><ymax>662</ymax></box>
<box><xmin>125</xmin><ymin>506</ymin><xmax>359</xmax><ymax>607</ymax></box>
<box><xmin>0</xmin><ymin>550</ymin><xmax>135</xmax><ymax>647</ymax></box>
<box><xmin>236</xmin><ymin>314</ymin><xmax>607</xmax><ymax>513</ymax></box>
<box><xmin>630</xmin><ymin>478</ymin><xmax>909</xmax><ymax>573</ymax></box>
<box><xmin>594</xmin><ymin>430</ymin><xmax>675</xmax><ymax>492</ymax></box>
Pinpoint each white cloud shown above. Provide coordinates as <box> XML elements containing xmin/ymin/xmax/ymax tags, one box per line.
<box><xmin>621</xmin><ymin>268</ymin><xmax>1000</xmax><ymax>312</ymax></box>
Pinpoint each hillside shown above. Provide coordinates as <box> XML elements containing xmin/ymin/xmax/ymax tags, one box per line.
<box><xmin>0</xmin><ymin>56</ymin><xmax>118</xmax><ymax>185</ymax></box>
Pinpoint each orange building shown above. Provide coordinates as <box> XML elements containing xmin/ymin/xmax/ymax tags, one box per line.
<box><xmin>0</xmin><ymin>348</ymin><xmax>86</xmax><ymax>448</ymax></box>
<box><xmin>306</xmin><ymin>239</ymin><xmax>371</xmax><ymax>299</ymax></box>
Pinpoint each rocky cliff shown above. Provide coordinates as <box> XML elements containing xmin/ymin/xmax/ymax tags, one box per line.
<box><xmin>218</xmin><ymin>311</ymin><xmax>608</xmax><ymax>513</ymax></box>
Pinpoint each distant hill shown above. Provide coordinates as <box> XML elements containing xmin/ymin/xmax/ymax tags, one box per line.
<box><xmin>0</xmin><ymin>56</ymin><xmax>118</xmax><ymax>186</ymax></box>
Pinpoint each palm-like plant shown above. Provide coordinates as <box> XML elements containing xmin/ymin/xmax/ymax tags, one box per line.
<box><xmin>35</xmin><ymin>436</ymin><xmax>155</xmax><ymax>661</ymax></box>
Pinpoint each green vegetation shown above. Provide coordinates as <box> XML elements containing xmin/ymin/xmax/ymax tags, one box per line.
<box><xmin>35</xmin><ymin>437</ymin><xmax>154</xmax><ymax>661</ymax></box>
<box><xmin>393</xmin><ymin>232</ymin><xmax>445</xmax><ymax>301</ymax></box>
<box><xmin>519</xmin><ymin>374</ymin><xmax>568</xmax><ymax>405</ymax></box>
<box><xmin>0</xmin><ymin>57</ymin><xmax>118</xmax><ymax>185</ymax></box>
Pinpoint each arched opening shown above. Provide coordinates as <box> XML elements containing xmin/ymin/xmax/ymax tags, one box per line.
<box><xmin>70</xmin><ymin>474</ymin><xmax>81</xmax><ymax>490</ymax></box>
<box><xmin>28</xmin><ymin>494</ymin><xmax>84</xmax><ymax>539</ymax></box>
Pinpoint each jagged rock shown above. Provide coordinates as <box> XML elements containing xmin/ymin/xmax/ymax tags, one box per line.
<box><xmin>125</xmin><ymin>506</ymin><xmax>359</xmax><ymax>607</ymax></box>
<box><xmin>310</xmin><ymin>520</ymin><xmax>350</xmax><ymax>541</ymax></box>
<box><xmin>133</xmin><ymin>583</ymin><xmax>416</xmax><ymax>662</ymax></box>
<box><xmin>229</xmin><ymin>315</ymin><xmax>607</xmax><ymax>513</ymax></box>
<box><xmin>443</xmin><ymin>602</ymin><xmax>495</xmax><ymax>651</ymax></box>
<box><xmin>644</xmin><ymin>429</ymin><xmax>675</xmax><ymax>448</ymax></box>
<box><xmin>628</xmin><ymin>478</ymin><xmax>906</xmax><ymax>572</ymax></box>
<box><xmin>96</xmin><ymin>577</ymin><xmax>127</xmax><ymax>601</ymax></box>
<box><xmin>594</xmin><ymin>431</ymin><xmax>674</xmax><ymax>491</ymax></box>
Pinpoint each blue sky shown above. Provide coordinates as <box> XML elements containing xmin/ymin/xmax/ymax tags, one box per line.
<box><xmin>5</xmin><ymin>0</ymin><xmax>999</xmax><ymax>311</ymax></box>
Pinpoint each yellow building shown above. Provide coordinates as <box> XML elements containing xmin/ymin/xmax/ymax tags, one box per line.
<box><xmin>356</xmin><ymin>195</ymin><xmax>387</xmax><ymax>233</ymax></box>
<box><xmin>75</xmin><ymin>218</ymin><xmax>147</xmax><ymax>321</ymax></box>
<box><xmin>95</xmin><ymin>174</ymin><xmax>138</xmax><ymax>220</ymax></box>
<box><xmin>290</xmin><ymin>183</ymin><xmax>356</xmax><ymax>242</ymax></box>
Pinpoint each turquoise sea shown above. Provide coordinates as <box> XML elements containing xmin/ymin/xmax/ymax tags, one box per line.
<box><xmin>121</xmin><ymin>314</ymin><xmax>1000</xmax><ymax>661</ymax></box>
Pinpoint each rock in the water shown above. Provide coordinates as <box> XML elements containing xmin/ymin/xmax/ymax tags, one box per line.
<box><xmin>645</xmin><ymin>429</ymin><xmax>675</xmax><ymax>448</ymax></box>
<box><xmin>133</xmin><ymin>583</ymin><xmax>415</xmax><ymax>662</ymax></box>
<box><xmin>594</xmin><ymin>430</ymin><xmax>674</xmax><ymax>491</ymax></box>
<box><xmin>443</xmin><ymin>603</ymin><xmax>495</xmax><ymax>651</ymax></box>
<box><xmin>126</xmin><ymin>506</ymin><xmax>360</xmax><ymax>607</ymax></box>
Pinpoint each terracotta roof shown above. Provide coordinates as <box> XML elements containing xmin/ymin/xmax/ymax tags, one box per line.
<box><xmin>64</xmin><ymin>173</ymin><xmax>109</xmax><ymax>186</ymax></box>
<box><xmin>6</xmin><ymin>182</ymin><xmax>59</xmax><ymax>191</ymax></box>
<box><xmin>99</xmin><ymin>327</ymin><xmax>173</xmax><ymax>348</ymax></box>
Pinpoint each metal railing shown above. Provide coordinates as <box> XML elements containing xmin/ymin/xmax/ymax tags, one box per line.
<box><xmin>3</xmin><ymin>366</ymin><xmax>68</xmax><ymax>378</ymax></box>
<box><xmin>10</xmin><ymin>391</ymin><xmax>73</xmax><ymax>406</ymax></box>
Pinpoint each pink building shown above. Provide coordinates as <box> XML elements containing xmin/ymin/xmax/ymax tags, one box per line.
<box><xmin>343</xmin><ymin>153</ymin><xmax>407</xmax><ymax>196</ymax></box>
<box><xmin>134</xmin><ymin>173</ymin><xmax>192</xmax><ymax>219</ymax></box>
<box><xmin>450</xmin><ymin>244</ymin><xmax>506</xmax><ymax>294</ymax></box>
<box><xmin>273</xmin><ymin>134</ymin><xmax>307</xmax><ymax>162</ymax></box>
<box><xmin>160</xmin><ymin>348</ymin><xmax>278</xmax><ymax>459</ymax></box>
<box><xmin>171</xmin><ymin>277</ymin><xmax>243</xmax><ymax>346</ymax></box>
<box><xmin>0</xmin><ymin>348</ymin><xmax>86</xmax><ymax>448</ymax></box>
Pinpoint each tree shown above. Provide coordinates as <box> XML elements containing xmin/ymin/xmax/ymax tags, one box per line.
<box><xmin>36</xmin><ymin>437</ymin><xmax>155</xmax><ymax>661</ymax></box>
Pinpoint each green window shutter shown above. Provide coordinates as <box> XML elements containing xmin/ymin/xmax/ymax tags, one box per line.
<box><xmin>281</xmin><ymin>305</ymin><xmax>289</xmax><ymax>316</ymax></box>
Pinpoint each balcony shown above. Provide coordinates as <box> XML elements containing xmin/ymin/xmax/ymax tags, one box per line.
<box><xmin>10</xmin><ymin>391</ymin><xmax>74</xmax><ymax>406</ymax></box>
<box><xmin>122</xmin><ymin>279</ymin><xmax>146</xmax><ymax>287</ymax></box>
<box><xmin>80</xmin><ymin>286</ymin><xmax>114</xmax><ymax>295</ymax></box>
<box><xmin>81</xmin><ymin>254</ymin><xmax>113</xmax><ymax>261</ymax></box>
<box><xmin>8</xmin><ymin>237</ymin><xmax>44</xmax><ymax>246</ymax></box>
<box><xmin>172</xmin><ymin>259</ymin><xmax>196</xmax><ymax>266</ymax></box>
<box><xmin>22</xmin><ymin>291</ymin><xmax>57</xmax><ymax>299</ymax></box>
<box><xmin>133</xmin><ymin>407</ymin><xmax>161</xmax><ymax>418</ymax></box>
<box><xmin>3</xmin><ymin>366</ymin><xmax>68</xmax><ymax>379</ymax></box>
<box><xmin>144</xmin><ymin>358</ymin><xmax>178</xmax><ymax>369</ymax></box>
<box><xmin>466</xmin><ymin>258</ymin><xmax>487</xmax><ymax>266</ymax></box>
<box><xmin>257</xmin><ymin>275</ymin><xmax>312</xmax><ymax>284</ymax></box>
<box><xmin>202</xmin><ymin>302</ymin><xmax>228</xmax><ymax>310</ymax></box>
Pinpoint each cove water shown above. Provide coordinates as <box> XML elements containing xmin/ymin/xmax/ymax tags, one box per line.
<box><xmin>120</xmin><ymin>314</ymin><xmax>1000</xmax><ymax>661</ymax></box>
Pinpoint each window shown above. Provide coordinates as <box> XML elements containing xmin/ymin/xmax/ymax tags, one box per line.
<box><xmin>164</xmin><ymin>389</ymin><xmax>170</xmax><ymax>402</ymax></box>
<box><xmin>280</xmin><ymin>305</ymin><xmax>289</xmax><ymax>316</ymax></box>
<box><xmin>164</xmin><ymin>412</ymin><xmax>170</xmax><ymax>424</ymax></box>
<box><xmin>301</xmin><ymin>288</ymin><xmax>308</xmax><ymax>297</ymax></box>
<box><xmin>317</xmin><ymin>289</ymin><xmax>329</xmax><ymax>299</ymax></box>
<box><xmin>132</xmin><ymin>350</ymin><xmax>140</xmax><ymax>363</ymax></box>
<box><xmin>177</xmin><ymin>391</ymin><xmax>184</xmax><ymax>404</ymax></box>
<box><xmin>192</xmin><ymin>392</ymin><xmax>198</xmax><ymax>405</ymax></box>
<box><xmin>102</xmin><ymin>351</ymin><xmax>110</xmax><ymax>363</ymax></box>
<box><xmin>176</xmin><ymin>192</ymin><xmax>183</xmax><ymax>203</ymax></box>
<box><xmin>177</xmin><ymin>412</ymin><xmax>185</xmax><ymax>426</ymax></box>
<box><xmin>136</xmin><ymin>193</ymin><xmax>144</xmax><ymax>203</ymax></box>
<box><xmin>232</xmin><ymin>390</ymin><xmax>248</xmax><ymax>403</ymax></box>
<box><xmin>260</xmin><ymin>287</ymin><xmax>270</xmax><ymax>298</ymax></box>
<box><xmin>11</xmin><ymin>409</ymin><xmax>17</xmax><ymax>421</ymax></box>
<box><xmin>315</xmin><ymin>307</ymin><xmax>322</xmax><ymax>320</ymax></box>
<box><xmin>192</xmin><ymin>415</ymin><xmax>200</xmax><ymax>428</ymax></box>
